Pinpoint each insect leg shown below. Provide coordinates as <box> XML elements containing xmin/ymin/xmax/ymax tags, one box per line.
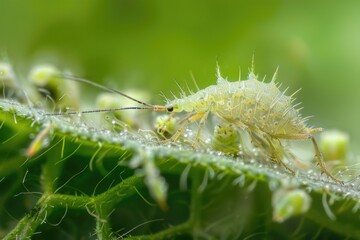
<box><xmin>177</xmin><ymin>112</ymin><xmax>194</xmax><ymax>125</ymax></box>
<box><xmin>218</xmin><ymin>115</ymin><xmax>296</xmax><ymax>174</ymax></box>
<box><xmin>196</xmin><ymin>110</ymin><xmax>210</xmax><ymax>141</ymax></box>
<box><xmin>214</xmin><ymin>115</ymin><xmax>257</xmax><ymax>156</ymax></box>
<box><xmin>248</xmin><ymin>129</ymin><xmax>295</xmax><ymax>175</ymax></box>
<box><xmin>275</xmin><ymin>133</ymin><xmax>343</xmax><ymax>183</ymax></box>
<box><xmin>156</xmin><ymin>112</ymin><xmax>175</xmax><ymax>138</ymax></box>
<box><xmin>310</xmin><ymin>136</ymin><xmax>343</xmax><ymax>183</ymax></box>
<box><xmin>282</xmin><ymin>145</ymin><xmax>311</xmax><ymax>170</ymax></box>
<box><xmin>214</xmin><ymin>114</ymin><xmax>250</xmax><ymax>132</ymax></box>
<box><xmin>216</xmin><ymin>115</ymin><xmax>295</xmax><ymax>172</ymax></box>
<box><xmin>161</xmin><ymin>112</ymin><xmax>204</xmax><ymax>144</ymax></box>
<box><xmin>265</xmin><ymin>137</ymin><xmax>295</xmax><ymax>175</ymax></box>
<box><xmin>186</xmin><ymin>110</ymin><xmax>211</xmax><ymax>148</ymax></box>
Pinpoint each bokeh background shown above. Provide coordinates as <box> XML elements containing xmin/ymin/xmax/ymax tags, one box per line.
<box><xmin>1</xmin><ymin>1</ymin><xmax>359</xmax><ymax>149</ymax></box>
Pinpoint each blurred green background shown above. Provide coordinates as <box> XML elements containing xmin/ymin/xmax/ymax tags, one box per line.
<box><xmin>1</xmin><ymin>0</ymin><xmax>360</xmax><ymax>149</ymax></box>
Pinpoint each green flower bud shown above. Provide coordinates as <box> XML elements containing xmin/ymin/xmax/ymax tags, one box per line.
<box><xmin>272</xmin><ymin>188</ymin><xmax>311</xmax><ymax>223</ymax></box>
<box><xmin>95</xmin><ymin>90</ymin><xmax>151</xmax><ymax>129</ymax></box>
<box><xmin>320</xmin><ymin>130</ymin><xmax>349</xmax><ymax>161</ymax></box>
<box><xmin>0</xmin><ymin>62</ymin><xmax>17</xmax><ymax>88</ymax></box>
<box><xmin>154</xmin><ymin>114</ymin><xmax>177</xmax><ymax>139</ymax></box>
<box><xmin>29</xmin><ymin>64</ymin><xmax>79</xmax><ymax>111</ymax></box>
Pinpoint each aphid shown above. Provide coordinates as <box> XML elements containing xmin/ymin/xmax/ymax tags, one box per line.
<box><xmin>47</xmin><ymin>62</ymin><xmax>342</xmax><ymax>183</ymax></box>
<box><xmin>211</xmin><ymin>123</ymin><xmax>241</xmax><ymax>155</ymax></box>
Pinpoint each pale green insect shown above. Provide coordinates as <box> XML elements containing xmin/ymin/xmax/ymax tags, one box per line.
<box><xmin>211</xmin><ymin>123</ymin><xmax>240</xmax><ymax>155</ymax></box>
<box><xmin>50</xmin><ymin>64</ymin><xmax>342</xmax><ymax>183</ymax></box>
<box><xmin>161</xmin><ymin>67</ymin><xmax>341</xmax><ymax>183</ymax></box>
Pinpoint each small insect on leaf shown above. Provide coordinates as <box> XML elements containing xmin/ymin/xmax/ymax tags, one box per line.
<box><xmin>211</xmin><ymin>123</ymin><xmax>240</xmax><ymax>155</ymax></box>
<box><xmin>53</xmin><ymin>62</ymin><xmax>343</xmax><ymax>183</ymax></box>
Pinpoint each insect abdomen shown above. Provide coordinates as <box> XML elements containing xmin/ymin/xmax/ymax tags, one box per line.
<box><xmin>212</xmin><ymin>80</ymin><xmax>307</xmax><ymax>136</ymax></box>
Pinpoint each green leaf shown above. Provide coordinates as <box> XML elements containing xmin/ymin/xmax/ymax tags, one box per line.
<box><xmin>1</xmin><ymin>98</ymin><xmax>360</xmax><ymax>239</ymax></box>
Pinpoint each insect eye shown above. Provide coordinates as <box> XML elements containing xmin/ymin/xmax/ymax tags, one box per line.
<box><xmin>167</xmin><ymin>106</ymin><xmax>174</xmax><ymax>112</ymax></box>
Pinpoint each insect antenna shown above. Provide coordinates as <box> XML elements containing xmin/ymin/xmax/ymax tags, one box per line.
<box><xmin>45</xmin><ymin>74</ymin><xmax>168</xmax><ymax>116</ymax></box>
<box><xmin>60</xmin><ymin>74</ymin><xmax>155</xmax><ymax>108</ymax></box>
<box><xmin>47</xmin><ymin>106</ymin><xmax>163</xmax><ymax>116</ymax></box>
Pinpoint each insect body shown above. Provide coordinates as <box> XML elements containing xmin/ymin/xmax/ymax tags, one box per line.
<box><xmin>162</xmin><ymin>69</ymin><xmax>340</xmax><ymax>182</ymax></box>
<box><xmin>167</xmin><ymin>70</ymin><xmax>307</xmax><ymax>138</ymax></box>
<box><xmin>51</xmin><ymin>66</ymin><xmax>341</xmax><ymax>183</ymax></box>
